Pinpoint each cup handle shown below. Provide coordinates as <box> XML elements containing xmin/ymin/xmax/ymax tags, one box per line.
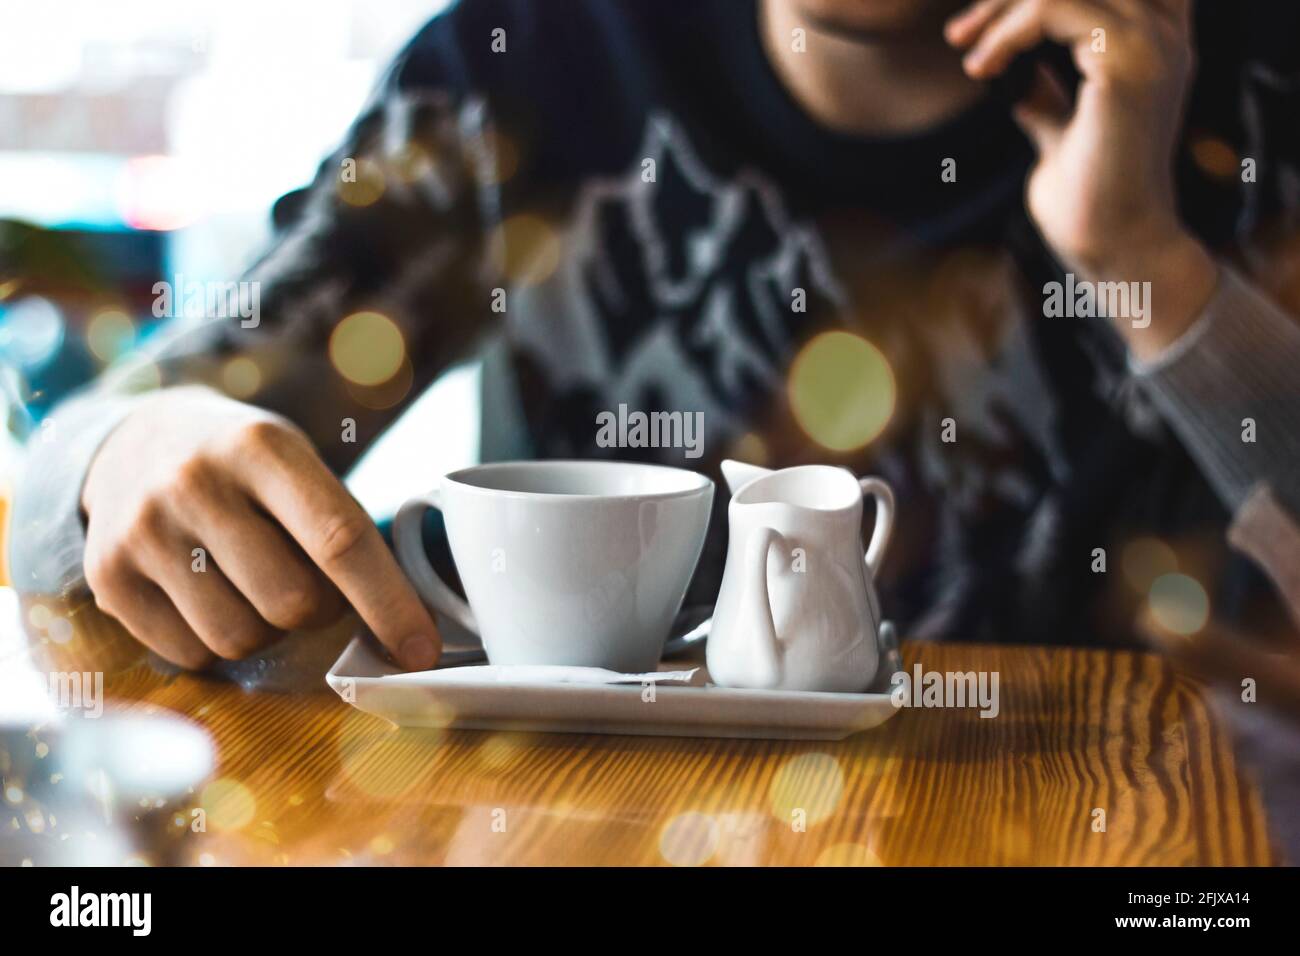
<box><xmin>393</xmin><ymin>491</ymin><xmax>479</xmax><ymax>636</ymax></box>
<box><xmin>858</xmin><ymin>477</ymin><xmax>896</xmax><ymax>578</ymax></box>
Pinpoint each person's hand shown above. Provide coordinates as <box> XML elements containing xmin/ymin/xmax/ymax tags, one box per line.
<box><xmin>79</xmin><ymin>386</ymin><xmax>441</xmax><ymax>671</ymax></box>
<box><xmin>1142</xmin><ymin>617</ymin><xmax>1300</xmax><ymax>726</ymax></box>
<box><xmin>945</xmin><ymin>0</ymin><xmax>1218</xmax><ymax>360</ymax></box>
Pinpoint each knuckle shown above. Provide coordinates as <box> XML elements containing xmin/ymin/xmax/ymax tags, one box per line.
<box><xmin>170</xmin><ymin>456</ymin><xmax>219</xmax><ymax>500</ymax></box>
<box><xmin>89</xmin><ymin>579</ymin><xmax>122</xmax><ymax>618</ymax></box>
<box><xmin>232</xmin><ymin>417</ymin><xmax>294</xmax><ymax>459</ymax></box>
<box><xmin>207</xmin><ymin>620</ymin><xmax>275</xmax><ymax>661</ymax></box>
<box><xmin>128</xmin><ymin>498</ymin><xmax>169</xmax><ymax>540</ymax></box>
<box><xmin>84</xmin><ymin>550</ymin><xmax>129</xmax><ymax>607</ymax></box>
<box><xmin>316</xmin><ymin>512</ymin><xmax>370</xmax><ymax>565</ymax></box>
<box><xmin>264</xmin><ymin>586</ymin><xmax>319</xmax><ymax>631</ymax></box>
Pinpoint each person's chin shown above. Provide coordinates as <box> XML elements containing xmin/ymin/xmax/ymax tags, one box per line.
<box><xmin>788</xmin><ymin>0</ymin><xmax>963</xmax><ymax>39</ymax></box>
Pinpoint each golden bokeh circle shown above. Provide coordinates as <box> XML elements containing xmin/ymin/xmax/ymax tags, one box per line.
<box><xmin>476</xmin><ymin>732</ymin><xmax>526</xmax><ymax>772</ymax></box>
<box><xmin>488</xmin><ymin>215</ymin><xmax>561</xmax><ymax>286</ymax></box>
<box><xmin>788</xmin><ymin>331</ymin><xmax>895</xmax><ymax>452</ymax></box>
<box><xmin>221</xmin><ymin>356</ymin><xmax>262</xmax><ymax>399</ymax></box>
<box><xmin>769</xmin><ymin>752</ymin><xmax>845</xmax><ymax>827</ymax></box>
<box><xmin>1121</xmin><ymin>537</ymin><xmax>1178</xmax><ymax>592</ymax></box>
<box><xmin>336</xmin><ymin>710</ymin><xmax>449</xmax><ymax>799</ymax></box>
<box><xmin>329</xmin><ymin>311</ymin><xmax>406</xmax><ymax>387</ymax></box>
<box><xmin>392</xmin><ymin>143</ymin><xmax>434</xmax><ymax>184</ymax></box>
<box><xmin>337</xmin><ymin>158</ymin><xmax>385</xmax><ymax>207</ymax></box>
<box><xmin>344</xmin><ymin>355</ymin><xmax>413</xmax><ymax>411</ymax></box>
<box><xmin>658</xmin><ymin>812</ymin><xmax>720</xmax><ymax>867</ymax></box>
<box><xmin>200</xmin><ymin>778</ymin><xmax>256</xmax><ymax>832</ymax></box>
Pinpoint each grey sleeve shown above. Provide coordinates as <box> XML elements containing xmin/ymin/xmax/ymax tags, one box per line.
<box><xmin>7</xmin><ymin>390</ymin><xmax>149</xmax><ymax>597</ymax></box>
<box><xmin>7</xmin><ymin>85</ymin><xmax>500</xmax><ymax>600</ymax></box>
<box><xmin>1132</xmin><ymin>264</ymin><xmax>1300</xmax><ymax>517</ymax></box>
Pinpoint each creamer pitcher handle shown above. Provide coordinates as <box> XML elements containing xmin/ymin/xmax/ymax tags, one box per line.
<box><xmin>858</xmin><ymin>477</ymin><xmax>896</xmax><ymax>577</ymax></box>
<box><xmin>742</xmin><ymin>525</ymin><xmax>783</xmax><ymax>688</ymax></box>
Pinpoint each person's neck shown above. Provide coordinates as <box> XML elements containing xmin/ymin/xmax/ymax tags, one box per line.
<box><xmin>759</xmin><ymin>0</ymin><xmax>985</xmax><ymax>137</ymax></box>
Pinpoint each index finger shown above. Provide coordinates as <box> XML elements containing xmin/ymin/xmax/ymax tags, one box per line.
<box><xmin>237</xmin><ymin>426</ymin><xmax>441</xmax><ymax>670</ymax></box>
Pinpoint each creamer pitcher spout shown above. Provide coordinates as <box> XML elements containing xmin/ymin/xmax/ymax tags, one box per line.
<box><xmin>720</xmin><ymin>459</ymin><xmax>772</xmax><ymax>494</ymax></box>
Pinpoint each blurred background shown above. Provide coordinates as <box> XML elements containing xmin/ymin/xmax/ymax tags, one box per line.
<box><xmin>0</xmin><ymin>0</ymin><xmax>480</xmax><ymax>586</ymax></box>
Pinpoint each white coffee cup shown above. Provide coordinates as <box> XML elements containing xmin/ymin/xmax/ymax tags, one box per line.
<box><xmin>393</xmin><ymin>460</ymin><xmax>714</xmax><ymax>672</ymax></box>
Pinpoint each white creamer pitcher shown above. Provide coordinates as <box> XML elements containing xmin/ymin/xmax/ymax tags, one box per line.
<box><xmin>707</xmin><ymin>460</ymin><xmax>896</xmax><ymax>693</ymax></box>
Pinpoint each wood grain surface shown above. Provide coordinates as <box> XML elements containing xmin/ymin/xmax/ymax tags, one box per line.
<box><xmin>10</xmin><ymin>600</ymin><xmax>1278</xmax><ymax>866</ymax></box>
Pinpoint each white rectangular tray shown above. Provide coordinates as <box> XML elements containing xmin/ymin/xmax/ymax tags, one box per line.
<box><xmin>326</xmin><ymin>636</ymin><xmax>901</xmax><ymax>741</ymax></box>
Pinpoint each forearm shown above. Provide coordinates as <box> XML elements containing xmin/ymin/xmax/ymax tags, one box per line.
<box><xmin>8</xmin><ymin>87</ymin><xmax>497</xmax><ymax>599</ymax></box>
<box><xmin>1131</xmin><ymin>262</ymin><xmax>1300</xmax><ymax>517</ymax></box>
<box><xmin>1129</xmin><ymin>258</ymin><xmax>1300</xmax><ymax>625</ymax></box>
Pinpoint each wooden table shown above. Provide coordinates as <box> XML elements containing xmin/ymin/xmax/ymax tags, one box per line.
<box><xmin>23</xmin><ymin>603</ymin><xmax>1274</xmax><ymax>867</ymax></box>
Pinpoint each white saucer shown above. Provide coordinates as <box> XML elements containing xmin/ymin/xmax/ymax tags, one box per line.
<box><xmin>326</xmin><ymin>636</ymin><xmax>902</xmax><ymax>740</ymax></box>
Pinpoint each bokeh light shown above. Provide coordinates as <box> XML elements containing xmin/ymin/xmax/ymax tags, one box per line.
<box><xmin>337</xmin><ymin>157</ymin><xmax>386</xmax><ymax>207</ymax></box>
<box><xmin>0</xmin><ymin>296</ymin><xmax>65</xmax><ymax>371</ymax></box>
<box><xmin>488</xmin><ymin>214</ymin><xmax>561</xmax><ymax>286</ymax></box>
<box><xmin>329</xmin><ymin>311</ymin><xmax>405</xmax><ymax>386</ymax></box>
<box><xmin>659</xmin><ymin>811</ymin><xmax>720</xmax><ymax>867</ymax></box>
<box><xmin>1121</xmin><ymin>537</ymin><xmax>1178</xmax><ymax>592</ymax></box>
<box><xmin>220</xmin><ymin>356</ymin><xmax>262</xmax><ymax>399</ymax></box>
<box><xmin>199</xmin><ymin>778</ymin><xmax>256</xmax><ymax>832</ymax></box>
<box><xmin>476</xmin><ymin>732</ymin><xmax>526</xmax><ymax>772</ymax></box>
<box><xmin>391</xmin><ymin>143</ymin><xmax>434</xmax><ymax>184</ymax></box>
<box><xmin>788</xmin><ymin>331</ymin><xmax>895</xmax><ymax>452</ymax></box>
<box><xmin>1147</xmin><ymin>573</ymin><xmax>1210</xmax><ymax>636</ymax></box>
<box><xmin>344</xmin><ymin>355</ymin><xmax>413</xmax><ymax>411</ymax></box>
<box><xmin>27</xmin><ymin>603</ymin><xmax>51</xmax><ymax>631</ymax></box>
<box><xmin>336</xmin><ymin>710</ymin><xmax>445</xmax><ymax>799</ymax></box>
<box><xmin>769</xmin><ymin>752</ymin><xmax>845</xmax><ymax>826</ymax></box>
<box><xmin>86</xmin><ymin>308</ymin><xmax>135</xmax><ymax>363</ymax></box>
<box><xmin>47</xmin><ymin>617</ymin><xmax>73</xmax><ymax>644</ymax></box>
